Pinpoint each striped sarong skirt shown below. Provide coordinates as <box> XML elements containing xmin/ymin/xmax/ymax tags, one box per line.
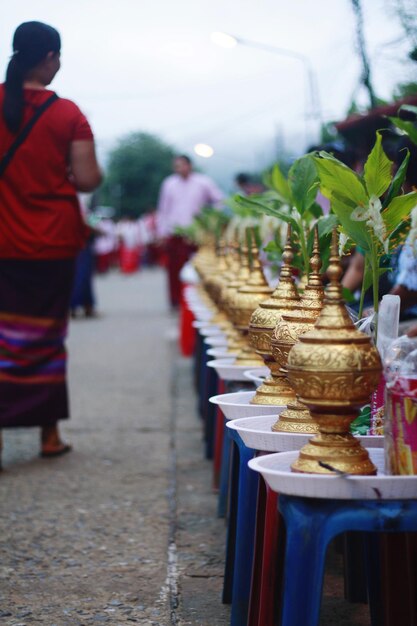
<box><xmin>0</xmin><ymin>258</ymin><xmax>75</xmax><ymax>428</ymax></box>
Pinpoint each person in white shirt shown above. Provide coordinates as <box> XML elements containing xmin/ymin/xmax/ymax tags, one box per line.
<box><xmin>157</xmin><ymin>154</ymin><xmax>223</xmax><ymax>308</ymax></box>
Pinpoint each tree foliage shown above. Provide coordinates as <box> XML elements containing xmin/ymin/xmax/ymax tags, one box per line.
<box><xmin>99</xmin><ymin>132</ymin><xmax>175</xmax><ymax>217</ymax></box>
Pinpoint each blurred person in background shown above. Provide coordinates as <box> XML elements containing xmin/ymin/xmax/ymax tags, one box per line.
<box><xmin>70</xmin><ymin>197</ymin><xmax>99</xmax><ymax>319</ymax></box>
<box><xmin>117</xmin><ymin>214</ymin><xmax>141</xmax><ymax>274</ymax></box>
<box><xmin>157</xmin><ymin>155</ymin><xmax>224</xmax><ymax>309</ymax></box>
<box><xmin>93</xmin><ymin>209</ymin><xmax>118</xmax><ymax>273</ymax></box>
<box><xmin>0</xmin><ymin>22</ymin><xmax>101</xmax><ymax>462</ymax></box>
<box><xmin>235</xmin><ymin>172</ymin><xmax>265</xmax><ymax>195</ymax></box>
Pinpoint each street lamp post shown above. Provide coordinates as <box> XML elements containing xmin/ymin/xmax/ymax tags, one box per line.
<box><xmin>211</xmin><ymin>32</ymin><xmax>322</xmax><ymax>139</ymax></box>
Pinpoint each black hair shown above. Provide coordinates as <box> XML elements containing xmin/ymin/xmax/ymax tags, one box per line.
<box><xmin>175</xmin><ymin>154</ymin><xmax>192</xmax><ymax>165</ymax></box>
<box><xmin>3</xmin><ymin>21</ymin><xmax>61</xmax><ymax>133</ymax></box>
<box><xmin>235</xmin><ymin>173</ymin><xmax>251</xmax><ymax>185</ymax></box>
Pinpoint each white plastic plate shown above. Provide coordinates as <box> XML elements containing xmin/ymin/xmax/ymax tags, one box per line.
<box><xmin>243</xmin><ymin>368</ymin><xmax>270</xmax><ymax>385</ymax></box>
<box><xmin>207</xmin><ymin>348</ymin><xmax>237</xmax><ymax>359</ymax></box>
<box><xmin>227</xmin><ymin>414</ymin><xmax>384</xmax><ymax>452</ymax></box>
<box><xmin>248</xmin><ymin>448</ymin><xmax>417</xmax><ymax>500</ymax></box>
<box><xmin>207</xmin><ymin>359</ymin><xmax>262</xmax><ymax>382</ymax></box>
<box><xmin>200</xmin><ymin>326</ymin><xmax>225</xmax><ymax>338</ymax></box>
<box><xmin>209</xmin><ymin>390</ymin><xmax>285</xmax><ymax>420</ymax></box>
<box><xmin>204</xmin><ymin>336</ymin><xmax>229</xmax><ymax>347</ymax></box>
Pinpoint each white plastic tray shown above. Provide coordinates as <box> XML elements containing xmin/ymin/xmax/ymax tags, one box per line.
<box><xmin>204</xmin><ymin>337</ymin><xmax>228</xmax><ymax>348</ymax></box>
<box><xmin>207</xmin><ymin>359</ymin><xmax>261</xmax><ymax>382</ymax></box>
<box><xmin>248</xmin><ymin>449</ymin><xmax>417</xmax><ymax>500</ymax></box>
<box><xmin>192</xmin><ymin>320</ymin><xmax>213</xmax><ymax>329</ymax></box>
<box><xmin>227</xmin><ymin>415</ymin><xmax>311</xmax><ymax>450</ymax></box>
<box><xmin>244</xmin><ymin>368</ymin><xmax>269</xmax><ymax>385</ymax></box>
<box><xmin>191</xmin><ymin>308</ymin><xmax>212</xmax><ymax>320</ymax></box>
<box><xmin>183</xmin><ymin>285</ymin><xmax>199</xmax><ymax>296</ymax></box>
<box><xmin>200</xmin><ymin>326</ymin><xmax>225</xmax><ymax>338</ymax></box>
<box><xmin>207</xmin><ymin>348</ymin><xmax>237</xmax><ymax>359</ymax></box>
<box><xmin>227</xmin><ymin>414</ymin><xmax>384</xmax><ymax>452</ymax></box>
<box><xmin>209</xmin><ymin>390</ymin><xmax>285</xmax><ymax>420</ymax></box>
<box><xmin>204</xmin><ymin>336</ymin><xmax>228</xmax><ymax>347</ymax></box>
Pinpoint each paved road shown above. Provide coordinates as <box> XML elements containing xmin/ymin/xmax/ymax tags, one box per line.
<box><xmin>0</xmin><ymin>269</ymin><xmax>229</xmax><ymax>626</ymax></box>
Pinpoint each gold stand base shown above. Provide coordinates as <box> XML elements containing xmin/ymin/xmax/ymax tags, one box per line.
<box><xmin>234</xmin><ymin>354</ymin><xmax>265</xmax><ymax>367</ymax></box>
<box><xmin>272</xmin><ymin>399</ymin><xmax>318</xmax><ymax>433</ymax></box>
<box><xmin>251</xmin><ymin>376</ymin><xmax>296</xmax><ymax>406</ymax></box>
<box><xmin>227</xmin><ymin>338</ymin><xmax>245</xmax><ymax>351</ymax></box>
<box><xmin>291</xmin><ymin>432</ymin><xmax>377</xmax><ymax>475</ymax></box>
<box><xmin>234</xmin><ymin>345</ymin><xmax>264</xmax><ymax>368</ymax></box>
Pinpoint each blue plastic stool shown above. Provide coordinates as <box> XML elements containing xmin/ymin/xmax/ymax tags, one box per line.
<box><xmin>217</xmin><ymin>380</ymin><xmax>252</xmax><ymax>519</ymax></box>
<box><xmin>227</xmin><ymin>429</ymin><xmax>259</xmax><ymax>626</ymax></box>
<box><xmin>197</xmin><ymin>336</ymin><xmax>210</xmax><ymax>418</ymax></box>
<box><xmin>193</xmin><ymin>327</ymin><xmax>204</xmax><ymax>395</ymax></box>
<box><xmin>203</xmin><ymin>362</ymin><xmax>218</xmax><ymax>460</ymax></box>
<box><xmin>278</xmin><ymin>495</ymin><xmax>417</xmax><ymax>626</ymax></box>
<box><xmin>218</xmin><ymin>418</ymin><xmax>231</xmax><ymax>519</ymax></box>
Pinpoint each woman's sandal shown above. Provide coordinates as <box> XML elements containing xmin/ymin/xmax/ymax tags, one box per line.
<box><xmin>40</xmin><ymin>443</ymin><xmax>72</xmax><ymax>458</ymax></box>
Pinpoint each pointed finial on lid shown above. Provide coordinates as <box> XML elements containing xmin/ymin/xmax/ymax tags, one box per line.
<box><xmin>307</xmin><ymin>226</ymin><xmax>322</xmax><ymax>288</ymax></box>
<box><xmin>324</xmin><ymin>228</ymin><xmax>343</xmax><ymax>303</ymax></box>
<box><xmin>280</xmin><ymin>224</ymin><xmax>294</xmax><ymax>280</ymax></box>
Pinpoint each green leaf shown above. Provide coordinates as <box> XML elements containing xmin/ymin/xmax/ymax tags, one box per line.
<box><xmin>306</xmin><ymin>212</ymin><xmax>338</xmax><ymax>250</ymax></box>
<box><xmin>226</xmin><ymin>195</ymin><xmax>255</xmax><ymax>218</ymax></box>
<box><xmin>362</xmin><ymin>266</ymin><xmax>390</xmax><ymax>292</ymax></box>
<box><xmin>330</xmin><ymin>192</ymin><xmax>372</xmax><ymax>252</ymax></box>
<box><xmin>307</xmin><ymin>201</ymin><xmax>324</xmax><ymax>219</ymax></box>
<box><xmin>389</xmin><ymin>217</ymin><xmax>411</xmax><ymax>250</ymax></box>
<box><xmin>263</xmin><ymin>240</ymin><xmax>281</xmax><ymax>254</ymax></box>
<box><xmin>270</xmin><ymin>164</ymin><xmax>291</xmax><ymax>202</ymax></box>
<box><xmin>342</xmin><ymin>286</ymin><xmax>356</xmax><ymax>303</ymax></box>
<box><xmin>382</xmin><ymin>149</ymin><xmax>410</xmax><ymax>209</ymax></box>
<box><xmin>363</xmin><ymin>131</ymin><xmax>393</xmax><ymax>198</ymax></box>
<box><xmin>389</xmin><ymin>116</ymin><xmax>417</xmax><ymax>146</ymax></box>
<box><xmin>288</xmin><ymin>156</ymin><xmax>319</xmax><ymax>215</ymax></box>
<box><xmin>315</xmin><ymin>213</ymin><xmax>340</xmax><ymax>237</ymax></box>
<box><xmin>314</xmin><ymin>154</ymin><xmax>368</xmax><ymax>207</ymax></box>
<box><xmin>382</xmin><ymin>191</ymin><xmax>417</xmax><ymax>233</ymax></box>
<box><xmin>304</xmin><ymin>215</ymin><xmax>339</xmax><ymax>271</ymax></box>
<box><xmin>233</xmin><ymin>195</ymin><xmax>300</xmax><ymax>232</ymax></box>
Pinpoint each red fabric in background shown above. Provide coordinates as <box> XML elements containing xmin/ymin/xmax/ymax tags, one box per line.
<box><xmin>95</xmin><ymin>252</ymin><xmax>113</xmax><ymax>274</ymax></box>
<box><xmin>165</xmin><ymin>235</ymin><xmax>197</xmax><ymax>307</ymax></box>
<box><xmin>0</xmin><ymin>85</ymin><xmax>93</xmax><ymax>259</ymax></box>
<box><xmin>119</xmin><ymin>244</ymin><xmax>140</xmax><ymax>274</ymax></box>
<box><xmin>179</xmin><ymin>291</ymin><xmax>195</xmax><ymax>356</ymax></box>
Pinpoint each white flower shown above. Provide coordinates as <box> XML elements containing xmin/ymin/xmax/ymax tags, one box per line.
<box><xmin>351</xmin><ymin>195</ymin><xmax>388</xmax><ymax>253</ymax></box>
<box><xmin>338</xmin><ymin>232</ymin><xmax>349</xmax><ymax>255</ymax></box>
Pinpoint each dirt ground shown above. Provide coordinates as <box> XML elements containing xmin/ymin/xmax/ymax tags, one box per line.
<box><xmin>0</xmin><ymin>269</ymin><xmax>371</xmax><ymax>626</ymax></box>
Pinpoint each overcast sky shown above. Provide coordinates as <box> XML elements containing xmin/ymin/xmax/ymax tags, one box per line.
<box><xmin>1</xmin><ymin>1</ymin><xmax>413</xmax><ymax>188</ymax></box>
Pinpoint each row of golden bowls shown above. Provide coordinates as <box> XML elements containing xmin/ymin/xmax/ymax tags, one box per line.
<box><xmin>192</xmin><ymin>227</ymin><xmax>381</xmax><ymax>475</ymax></box>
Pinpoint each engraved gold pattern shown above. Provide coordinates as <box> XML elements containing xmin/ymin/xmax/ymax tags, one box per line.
<box><xmin>287</xmin><ymin>229</ymin><xmax>381</xmax><ymax>475</ymax></box>
<box><xmin>271</xmin><ymin>227</ymin><xmax>324</xmax><ymax>431</ymax></box>
<box><xmin>248</xmin><ymin>225</ymin><xmax>301</xmax><ymax>403</ymax></box>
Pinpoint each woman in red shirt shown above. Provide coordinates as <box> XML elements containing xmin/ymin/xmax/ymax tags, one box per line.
<box><xmin>0</xmin><ymin>21</ymin><xmax>102</xmax><ymax>464</ymax></box>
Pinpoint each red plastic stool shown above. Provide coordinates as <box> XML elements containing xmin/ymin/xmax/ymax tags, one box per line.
<box><xmin>179</xmin><ymin>292</ymin><xmax>195</xmax><ymax>356</ymax></box>
<box><xmin>248</xmin><ymin>470</ymin><xmax>283</xmax><ymax>626</ymax></box>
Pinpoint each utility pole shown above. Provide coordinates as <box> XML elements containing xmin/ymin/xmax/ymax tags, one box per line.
<box><xmin>350</xmin><ymin>0</ymin><xmax>378</xmax><ymax>109</ymax></box>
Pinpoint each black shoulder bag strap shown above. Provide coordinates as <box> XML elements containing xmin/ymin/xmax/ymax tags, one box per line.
<box><xmin>0</xmin><ymin>93</ymin><xmax>59</xmax><ymax>178</ymax></box>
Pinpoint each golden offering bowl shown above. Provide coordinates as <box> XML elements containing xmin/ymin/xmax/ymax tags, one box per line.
<box><xmin>270</xmin><ymin>227</ymin><xmax>323</xmax><ymax>431</ymax></box>
<box><xmin>228</xmin><ymin>237</ymin><xmax>273</xmax><ymax>365</ymax></box>
<box><xmin>248</xmin><ymin>225</ymin><xmax>301</xmax><ymax>405</ymax></box>
<box><xmin>287</xmin><ymin>230</ymin><xmax>381</xmax><ymax>475</ymax></box>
